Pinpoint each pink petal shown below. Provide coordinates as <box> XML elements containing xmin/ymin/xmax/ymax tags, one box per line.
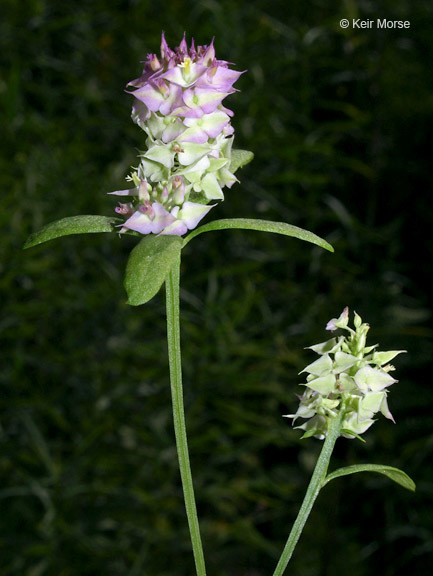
<box><xmin>122</xmin><ymin>203</ymin><xmax>176</xmax><ymax>235</ymax></box>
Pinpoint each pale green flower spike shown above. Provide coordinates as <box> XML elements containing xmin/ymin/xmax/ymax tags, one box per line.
<box><xmin>285</xmin><ymin>307</ymin><xmax>406</xmax><ymax>440</ymax></box>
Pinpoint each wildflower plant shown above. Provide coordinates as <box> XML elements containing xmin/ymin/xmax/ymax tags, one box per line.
<box><xmin>273</xmin><ymin>308</ymin><xmax>414</xmax><ymax>576</ymax></box>
<box><xmin>24</xmin><ymin>33</ymin><xmax>414</xmax><ymax>576</ymax></box>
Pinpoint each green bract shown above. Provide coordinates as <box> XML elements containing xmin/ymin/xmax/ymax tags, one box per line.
<box><xmin>286</xmin><ymin>307</ymin><xmax>406</xmax><ymax>439</ymax></box>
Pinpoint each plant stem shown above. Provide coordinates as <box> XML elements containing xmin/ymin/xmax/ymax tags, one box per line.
<box><xmin>272</xmin><ymin>413</ymin><xmax>344</xmax><ymax>576</ymax></box>
<box><xmin>165</xmin><ymin>256</ymin><xmax>207</xmax><ymax>576</ymax></box>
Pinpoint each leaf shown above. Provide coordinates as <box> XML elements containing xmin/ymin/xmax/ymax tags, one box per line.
<box><xmin>23</xmin><ymin>215</ymin><xmax>124</xmax><ymax>248</ymax></box>
<box><xmin>323</xmin><ymin>464</ymin><xmax>416</xmax><ymax>492</ymax></box>
<box><xmin>183</xmin><ymin>218</ymin><xmax>334</xmax><ymax>252</ymax></box>
<box><xmin>340</xmin><ymin>429</ymin><xmax>366</xmax><ymax>443</ymax></box>
<box><xmin>300</xmin><ymin>428</ymin><xmax>321</xmax><ymax>440</ymax></box>
<box><xmin>124</xmin><ymin>235</ymin><xmax>183</xmax><ymax>306</ymax></box>
<box><xmin>230</xmin><ymin>149</ymin><xmax>254</xmax><ymax>173</ymax></box>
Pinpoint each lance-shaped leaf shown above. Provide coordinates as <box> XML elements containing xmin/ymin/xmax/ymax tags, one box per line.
<box><xmin>125</xmin><ymin>235</ymin><xmax>183</xmax><ymax>306</ymax></box>
<box><xmin>23</xmin><ymin>215</ymin><xmax>124</xmax><ymax>248</ymax></box>
<box><xmin>230</xmin><ymin>149</ymin><xmax>254</xmax><ymax>173</ymax></box>
<box><xmin>183</xmin><ymin>218</ymin><xmax>334</xmax><ymax>252</ymax></box>
<box><xmin>323</xmin><ymin>464</ymin><xmax>416</xmax><ymax>492</ymax></box>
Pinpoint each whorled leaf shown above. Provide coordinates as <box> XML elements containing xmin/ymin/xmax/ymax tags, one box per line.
<box><xmin>124</xmin><ymin>235</ymin><xmax>183</xmax><ymax>306</ymax></box>
<box><xmin>323</xmin><ymin>464</ymin><xmax>416</xmax><ymax>492</ymax></box>
<box><xmin>230</xmin><ymin>149</ymin><xmax>254</xmax><ymax>174</ymax></box>
<box><xmin>183</xmin><ymin>218</ymin><xmax>334</xmax><ymax>252</ymax></box>
<box><xmin>23</xmin><ymin>215</ymin><xmax>124</xmax><ymax>249</ymax></box>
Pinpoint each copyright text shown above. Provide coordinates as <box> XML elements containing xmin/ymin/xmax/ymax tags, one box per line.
<box><xmin>340</xmin><ymin>19</ymin><xmax>411</xmax><ymax>29</ymax></box>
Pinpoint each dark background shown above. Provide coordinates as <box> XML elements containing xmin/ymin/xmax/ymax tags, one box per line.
<box><xmin>1</xmin><ymin>1</ymin><xmax>432</xmax><ymax>574</ymax></box>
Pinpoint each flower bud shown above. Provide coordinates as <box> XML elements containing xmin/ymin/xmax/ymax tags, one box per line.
<box><xmin>326</xmin><ymin>306</ymin><xmax>349</xmax><ymax>331</ymax></box>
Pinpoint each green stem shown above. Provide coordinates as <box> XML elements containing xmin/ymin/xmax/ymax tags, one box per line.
<box><xmin>165</xmin><ymin>256</ymin><xmax>207</xmax><ymax>576</ymax></box>
<box><xmin>272</xmin><ymin>413</ymin><xmax>344</xmax><ymax>576</ymax></box>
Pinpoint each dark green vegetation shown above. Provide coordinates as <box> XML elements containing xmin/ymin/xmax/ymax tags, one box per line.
<box><xmin>1</xmin><ymin>0</ymin><xmax>433</xmax><ymax>574</ymax></box>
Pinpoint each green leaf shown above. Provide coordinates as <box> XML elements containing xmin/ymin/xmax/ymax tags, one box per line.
<box><xmin>340</xmin><ymin>429</ymin><xmax>366</xmax><ymax>443</ymax></box>
<box><xmin>183</xmin><ymin>218</ymin><xmax>334</xmax><ymax>252</ymax></box>
<box><xmin>300</xmin><ymin>428</ymin><xmax>321</xmax><ymax>440</ymax></box>
<box><xmin>23</xmin><ymin>215</ymin><xmax>124</xmax><ymax>248</ymax></box>
<box><xmin>230</xmin><ymin>149</ymin><xmax>254</xmax><ymax>173</ymax></box>
<box><xmin>124</xmin><ymin>235</ymin><xmax>183</xmax><ymax>306</ymax></box>
<box><xmin>323</xmin><ymin>464</ymin><xmax>416</xmax><ymax>492</ymax></box>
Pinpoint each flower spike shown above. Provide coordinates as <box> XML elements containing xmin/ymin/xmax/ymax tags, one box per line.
<box><xmin>112</xmin><ymin>33</ymin><xmax>244</xmax><ymax>236</ymax></box>
<box><xmin>285</xmin><ymin>308</ymin><xmax>406</xmax><ymax>440</ymax></box>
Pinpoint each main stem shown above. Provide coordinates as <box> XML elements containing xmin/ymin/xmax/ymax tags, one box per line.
<box><xmin>165</xmin><ymin>257</ymin><xmax>207</xmax><ymax>576</ymax></box>
<box><xmin>272</xmin><ymin>413</ymin><xmax>344</xmax><ymax>576</ymax></box>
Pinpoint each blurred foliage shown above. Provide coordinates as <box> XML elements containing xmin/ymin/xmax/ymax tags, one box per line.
<box><xmin>1</xmin><ymin>0</ymin><xmax>433</xmax><ymax>574</ymax></box>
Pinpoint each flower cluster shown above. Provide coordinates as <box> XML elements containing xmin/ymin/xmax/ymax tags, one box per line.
<box><xmin>111</xmin><ymin>33</ymin><xmax>243</xmax><ymax>235</ymax></box>
<box><xmin>285</xmin><ymin>308</ymin><xmax>405</xmax><ymax>440</ymax></box>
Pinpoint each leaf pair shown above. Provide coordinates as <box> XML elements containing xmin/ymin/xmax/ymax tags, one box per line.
<box><xmin>125</xmin><ymin>217</ymin><xmax>335</xmax><ymax>306</ymax></box>
<box><xmin>24</xmin><ymin>215</ymin><xmax>334</xmax><ymax>306</ymax></box>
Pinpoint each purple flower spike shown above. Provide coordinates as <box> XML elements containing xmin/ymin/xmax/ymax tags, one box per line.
<box><xmin>112</xmin><ymin>32</ymin><xmax>244</xmax><ymax>236</ymax></box>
